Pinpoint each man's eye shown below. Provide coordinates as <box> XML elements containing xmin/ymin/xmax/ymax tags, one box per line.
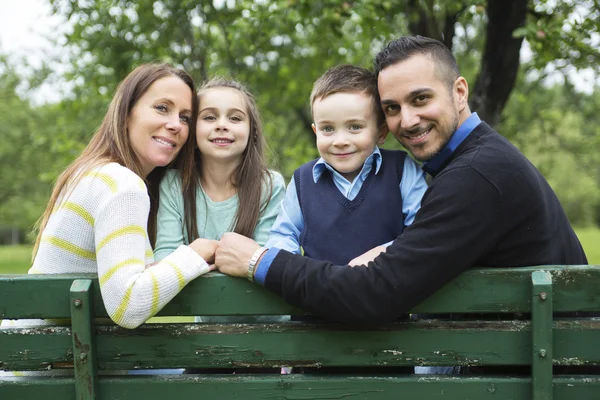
<box><xmin>385</xmin><ymin>104</ymin><xmax>399</xmax><ymax>114</ymax></box>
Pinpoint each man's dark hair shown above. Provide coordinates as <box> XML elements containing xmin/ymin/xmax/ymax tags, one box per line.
<box><xmin>374</xmin><ymin>36</ymin><xmax>460</xmax><ymax>89</ymax></box>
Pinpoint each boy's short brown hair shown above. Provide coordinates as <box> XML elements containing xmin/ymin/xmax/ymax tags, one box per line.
<box><xmin>310</xmin><ymin>64</ymin><xmax>386</xmax><ymax>128</ymax></box>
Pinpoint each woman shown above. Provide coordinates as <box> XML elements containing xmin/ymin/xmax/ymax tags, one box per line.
<box><xmin>24</xmin><ymin>63</ymin><xmax>216</xmax><ymax>329</ymax></box>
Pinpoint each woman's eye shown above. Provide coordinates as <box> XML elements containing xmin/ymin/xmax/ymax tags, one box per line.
<box><xmin>180</xmin><ymin>115</ymin><xmax>191</xmax><ymax>125</ymax></box>
<box><xmin>155</xmin><ymin>104</ymin><xmax>168</xmax><ymax>113</ymax></box>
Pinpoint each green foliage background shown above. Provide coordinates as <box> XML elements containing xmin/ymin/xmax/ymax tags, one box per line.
<box><xmin>0</xmin><ymin>0</ymin><xmax>599</xmax><ymax>244</ymax></box>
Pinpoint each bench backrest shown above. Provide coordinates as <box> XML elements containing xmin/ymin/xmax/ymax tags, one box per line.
<box><xmin>1</xmin><ymin>265</ymin><xmax>600</xmax><ymax>400</ymax></box>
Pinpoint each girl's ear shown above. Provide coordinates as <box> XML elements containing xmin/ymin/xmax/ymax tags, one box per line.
<box><xmin>312</xmin><ymin>123</ymin><xmax>317</xmax><ymax>135</ymax></box>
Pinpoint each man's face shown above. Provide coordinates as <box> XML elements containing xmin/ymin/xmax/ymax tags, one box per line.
<box><xmin>378</xmin><ymin>54</ymin><xmax>466</xmax><ymax>162</ymax></box>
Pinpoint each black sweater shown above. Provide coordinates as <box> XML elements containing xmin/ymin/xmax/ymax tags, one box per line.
<box><xmin>264</xmin><ymin>122</ymin><xmax>587</xmax><ymax>323</ymax></box>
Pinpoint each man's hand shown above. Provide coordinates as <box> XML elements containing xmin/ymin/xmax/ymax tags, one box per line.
<box><xmin>349</xmin><ymin>245</ymin><xmax>387</xmax><ymax>267</ymax></box>
<box><xmin>215</xmin><ymin>232</ymin><xmax>261</xmax><ymax>278</ymax></box>
<box><xmin>189</xmin><ymin>238</ymin><xmax>219</xmax><ymax>264</ymax></box>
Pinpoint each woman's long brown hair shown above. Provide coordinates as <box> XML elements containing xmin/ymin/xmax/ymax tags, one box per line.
<box><xmin>32</xmin><ymin>63</ymin><xmax>198</xmax><ymax>258</ymax></box>
<box><xmin>179</xmin><ymin>77</ymin><xmax>273</xmax><ymax>241</ymax></box>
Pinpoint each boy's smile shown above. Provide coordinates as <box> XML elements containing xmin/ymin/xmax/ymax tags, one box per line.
<box><xmin>312</xmin><ymin>91</ymin><xmax>387</xmax><ymax>182</ymax></box>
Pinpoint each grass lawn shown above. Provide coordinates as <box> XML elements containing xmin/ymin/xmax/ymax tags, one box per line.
<box><xmin>1</xmin><ymin>227</ymin><xmax>598</xmax><ymax>276</ymax></box>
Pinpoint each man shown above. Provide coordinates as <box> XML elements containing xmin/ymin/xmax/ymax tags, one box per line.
<box><xmin>215</xmin><ymin>36</ymin><xmax>587</xmax><ymax>323</ymax></box>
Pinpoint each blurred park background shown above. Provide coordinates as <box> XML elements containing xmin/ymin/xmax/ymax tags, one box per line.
<box><xmin>0</xmin><ymin>0</ymin><xmax>599</xmax><ymax>273</ymax></box>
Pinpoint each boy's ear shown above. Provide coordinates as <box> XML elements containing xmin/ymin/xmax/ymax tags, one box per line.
<box><xmin>377</xmin><ymin>123</ymin><xmax>390</xmax><ymax>145</ymax></box>
<box><xmin>311</xmin><ymin>123</ymin><xmax>317</xmax><ymax>135</ymax></box>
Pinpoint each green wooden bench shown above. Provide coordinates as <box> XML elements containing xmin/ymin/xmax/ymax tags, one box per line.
<box><xmin>1</xmin><ymin>265</ymin><xmax>600</xmax><ymax>400</ymax></box>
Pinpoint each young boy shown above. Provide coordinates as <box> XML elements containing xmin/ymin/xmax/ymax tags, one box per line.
<box><xmin>266</xmin><ymin>64</ymin><xmax>427</xmax><ymax>265</ymax></box>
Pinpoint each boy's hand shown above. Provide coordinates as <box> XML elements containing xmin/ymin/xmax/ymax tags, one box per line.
<box><xmin>216</xmin><ymin>232</ymin><xmax>261</xmax><ymax>278</ymax></box>
<box><xmin>349</xmin><ymin>245</ymin><xmax>387</xmax><ymax>267</ymax></box>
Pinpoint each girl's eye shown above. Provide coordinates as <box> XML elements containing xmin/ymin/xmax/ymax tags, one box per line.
<box><xmin>180</xmin><ymin>115</ymin><xmax>191</xmax><ymax>125</ymax></box>
<box><xmin>230</xmin><ymin>115</ymin><xmax>242</xmax><ymax>122</ymax></box>
<box><xmin>203</xmin><ymin>115</ymin><xmax>216</xmax><ymax>121</ymax></box>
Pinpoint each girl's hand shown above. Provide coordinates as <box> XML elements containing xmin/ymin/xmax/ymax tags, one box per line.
<box><xmin>189</xmin><ymin>238</ymin><xmax>219</xmax><ymax>264</ymax></box>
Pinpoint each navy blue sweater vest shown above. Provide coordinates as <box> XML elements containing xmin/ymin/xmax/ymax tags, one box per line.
<box><xmin>294</xmin><ymin>149</ymin><xmax>407</xmax><ymax>265</ymax></box>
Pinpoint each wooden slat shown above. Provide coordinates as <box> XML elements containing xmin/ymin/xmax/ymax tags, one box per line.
<box><xmin>2</xmin><ymin>320</ymin><xmax>600</xmax><ymax>371</ymax></box>
<box><xmin>2</xmin><ymin>266</ymin><xmax>600</xmax><ymax>319</ymax></box>
<box><xmin>2</xmin><ymin>375</ymin><xmax>600</xmax><ymax>400</ymax></box>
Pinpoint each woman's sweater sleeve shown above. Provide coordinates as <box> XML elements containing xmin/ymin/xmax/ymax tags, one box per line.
<box><xmin>94</xmin><ymin>183</ymin><xmax>209</xmax><ymax>329</ymax></box>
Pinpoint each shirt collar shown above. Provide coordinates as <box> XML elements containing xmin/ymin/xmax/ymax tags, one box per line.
<box><xmin>422</xmin><ymin>112</ymin><xmax>481</xmax><ymax>176</ymax></box>
<box><xmin>313</xmin><ymin>146</ymin><xmax>382</xmax><ymax>183</ymax></box>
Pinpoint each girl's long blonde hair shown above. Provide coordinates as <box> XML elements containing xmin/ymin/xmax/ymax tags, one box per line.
<box><xmin>179</xmin><ymin>77</ymin><xmax>273</xmax><ymax>241</ymax></box>
<box><xmin>33</xmin><ymin>63</ymin><xmax>198</xmax><ymax>258</ymax></box>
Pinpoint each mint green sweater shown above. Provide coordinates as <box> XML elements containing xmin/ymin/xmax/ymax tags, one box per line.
<box><xmin>155</xmin><ymin>170</ymin><xmax>286</xmax><ymax>261</ymax></box>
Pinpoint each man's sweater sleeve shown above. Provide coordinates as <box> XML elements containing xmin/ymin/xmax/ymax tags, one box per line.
<box><xmin>264</xmin><ymin>166</ymin><xmax>503</xmax><ymax>323</ymax></box>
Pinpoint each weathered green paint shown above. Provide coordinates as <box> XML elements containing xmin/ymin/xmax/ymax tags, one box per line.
<box><xmin>2</xmin><ymin>267</ymin><xmax>600</xmax><ymax>400</ymax></box>
<box><xmin>2</xmin><ymin>320</ymin><xmax>600</xmax><ymax>371</ymax></box>
<box><xmin>532</xmin><ymin>270</ymin><xmax>553</xmax><ymax>400</ymax></box>
<box><xmin>70</xmin><ymin>279</ymin><xmax>98</xmax><ymax>400</ymax></box>
<box><xmin>2</xmin><ymin>266</ymin><xmax>600</xmax><ymax>319</ymax></box>
<box><xmin>2</xmin><ymin>375</ymin><xmax>600</xmax><ymax>399</ymax></box>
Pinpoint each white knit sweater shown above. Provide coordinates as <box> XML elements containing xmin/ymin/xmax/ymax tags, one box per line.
<box><xmin>28</xmin><ymin>162</ymin><xmax>209</xmax><ymax>329</ymax></box>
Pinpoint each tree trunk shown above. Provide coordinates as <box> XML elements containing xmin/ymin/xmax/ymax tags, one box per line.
<box><xmin>470</xmin><ymin>0</ymin><xmax>529</xmax><ymax>127</ymax></box>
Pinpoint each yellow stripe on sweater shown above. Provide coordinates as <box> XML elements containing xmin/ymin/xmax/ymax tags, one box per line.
<box><xmin>42</xmin><ymin>236</ymin><xmax>96</xmax><ymax>260</ymax></box>
<box><xmin>61</xmin><ymin>202</ymin><xmax>94</xmax><ymax>226</ymax></box>
<box><xmin>97</xmin><ymin>225</ymin><xmax>145</xmax><ymax>252</ymax></box>
<box><xmin>164</xmin><ymin>260</ymin><xmax>186</xmax><ymax>290</ymax></box>
<box><xmin>146</xmin><ymin>249</ymin><xmax>154</xmax><ymax>259</ymax></box>
<box><xmin>84</xmin><ymin>171</ymin><xmax>118</xmax><ymax>193</ymax></box>
<box><xmin>149</xmin><ymin>271</ymin><xmax>160</xmax><ymax>316</ymax></box>
<box><xmin>99</xmin><ymin>258</ymin><xmax>144</xmax><ymax>286</ymax></box>
<box><xmin>112</xmin><ymin>285</ymin><xmax>134</xmax><ymax>325</ymax></box>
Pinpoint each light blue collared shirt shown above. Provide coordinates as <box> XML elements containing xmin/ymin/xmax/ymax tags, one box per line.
<box><xmin>257</xmin><ymin>147</ymin><xmax>427</xmax><ymax>284</ymax></box>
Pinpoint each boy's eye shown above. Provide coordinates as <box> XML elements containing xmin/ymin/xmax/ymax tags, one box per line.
<box><xmin>322</xmin><ymin>126</ymin><xmax>334</xmax><ymax>133</ymax></box>
<box><xmin>349</xmin><ymin>124</ymin><xmax>362</xmax><ymax>131</ymax></box>
<box><xmin>180</xmin><ymin>114</ymin><xmax>191</xmax><ymax>125</ymax></box>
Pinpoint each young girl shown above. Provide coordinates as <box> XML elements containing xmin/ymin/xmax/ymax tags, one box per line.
<box><xmin>154</xmin><ymin>77</ymin><xmax>285</xmax><ymax>261</ymax></box>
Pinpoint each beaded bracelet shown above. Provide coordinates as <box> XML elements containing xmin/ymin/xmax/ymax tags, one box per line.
<box><xmin>247</xmin><ymin>247</ymin><xmax>267</xmax><ymax>282</ymax></box>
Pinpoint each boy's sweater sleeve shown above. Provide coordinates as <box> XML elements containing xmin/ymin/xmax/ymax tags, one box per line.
<box><xmin>264</xmin><ymin>167</ymin><xmax>502</xmax><ymax>323</ymax></box>
<box><xmin>95</xmin><ymin>183</ymin><xmax>209</xmax><ymax>329</ymax></box>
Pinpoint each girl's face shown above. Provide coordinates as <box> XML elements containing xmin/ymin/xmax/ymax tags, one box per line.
<box><xmin>196</xmin><ymin>87</ymin><xmax>250</xmax><ymax>166</ymax></box>
<box><xmin>127</xmin><ymin>76</ymin><xmax>192</xmax><ymax>178</ymax></box>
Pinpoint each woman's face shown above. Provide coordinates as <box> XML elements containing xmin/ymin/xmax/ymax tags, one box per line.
<box><xmin>128</xmin><ymin>76</ymin><xmax>193</xmax><ymax>177</ymax></box>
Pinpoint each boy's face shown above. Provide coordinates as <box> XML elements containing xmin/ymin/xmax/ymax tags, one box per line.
<box><xmin>312</xmin><ymin>91</ymin><xmax>388</xmax><ymax>182</ymax></box>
